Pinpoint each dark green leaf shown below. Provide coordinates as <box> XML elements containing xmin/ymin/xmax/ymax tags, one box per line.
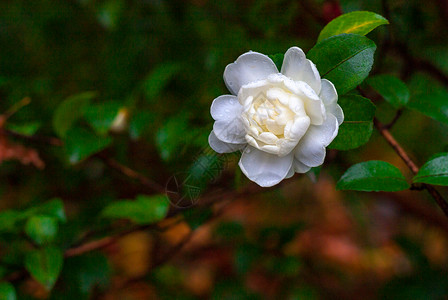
<box><xmin>329</xmin><ymin>95</ymin><xmax>376</xmax><ymax>150</ymax></box>
<box><xmin>0</xmin><ymin>282</ymin><xmax>16</xmax><ymax>300</ymax></box>
<box><xmin>102</xmin><ymin>194</ymin><xmax>170</xmax><ymax>224</ymax></box>
<box><xmin>0</xmin><ymin>211</ymin><xmax>22</xmax><ymax>233</ymax></box>
<box><xmin>413</xmin><ymin>153</ymin><xmax>448</xmax><ymax>185</ymax></box>
<box><xmin>33</xmin><ymin>199</ymin><xmax>66</xmax><ymax>223</ymax></box>
<box><xmin>337</xmin><ymin>160</ymin><xmax>410</xmax><ymax>192</ymax></box>
<box><xmin>142</xmin><ymin>62</ymin><xmax>182</xmax><ymax>101</ymax></box>
<box><xmin>318</xmin><ymin>11</ymin><xmax>388</xmax><ymax>42</ymax></box>
<box><xmin>83</xmin><ymin>101</ymin><xmax>122</xmax><ymax>135</ymax></box>
<box><xmin>407</xmin><ymin>90</ymin><xmax>448</xmax><ymax>125</ymax></box>
<box><xmin>25</xmin><ymin>215</ymin><xmax>58</xmax><ymax>245</ymax></box>
<box><xmin>25</xmin><ymin>247</ymin><xmax>63</xmax><ymax>290</ymax></box>
<box><xmin>307</xmin><ymin>34</ymin><xmax>376</xmax><ymax>95</ymax></box>
<box><xmin>367</xmin><ymin>75</ymin><xmax>410</xmax><ymax>108</ymax></box>
<box><xmin>129</xmin><ymin>111</ymin><xmax>154</xmax><ymax>140</ymax></box>
<box><xmin>64</xmin><ymin>127</ymin><xmax>112</xmax><ymax>164</ymax></box>
<box><xmin>156</xmin><ymin>114</ymin><xmax>192</xmax><ymax>161</ymax></box>
<box><xmin>53</xmin><ymin>91</ymin><xmax>97</xmax><ymax>138</ymax></box>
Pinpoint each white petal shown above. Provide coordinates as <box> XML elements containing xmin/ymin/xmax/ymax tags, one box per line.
<box><xmin>293</xmin><ymin>159</ymin><xmax>312</xmax><ymax>173</ymax></box>
<box><xmin>294</xmin><ymin>114</ymin><xmax>338</xmax><ymax>167</ymax></box>
<box><xmin>224</xmin><ymin>52</ymin><xmax>278</xmax><ymax>95</ymax></box>
<box><xmin>239</xmin><ymin>146</ymin><xmax>293</xmax><ymax>187</ymax></box>
<box><xmin>327</xmin><ymin>103</ymin><xmax>344</xmax><ymax>125</ymax></box>
<box><xmin>285</xmin><ymin>166</ymin><xmax>295</xmax><ymax>179</ymax></box>
<box><xmin>319</xmin><ymin>79</ymin><xmax>338</xmax><ymax>105</ymax></box>
<box><xmin>208</xmin><ymin>131</ymin><xmax>245</xmax><ymax>153</ymax></box>
<box><xmin>297</xmin><ymin>81</ymin><xmax>325</xmax><ymax>125</ymax></box>
<box><xmin>213</xmin><ymin>118</ymin><xmax>246</xmax><ymax>144</ymax></box>
<box><xmin>210</xmin><ymin>95</ymin><xmax>241</xmax><ymax>121</ymax></box>
<box><xmin>281</xmin><ymin>47</ymin><xmax>321</xmax><ymax>94</ymax></box>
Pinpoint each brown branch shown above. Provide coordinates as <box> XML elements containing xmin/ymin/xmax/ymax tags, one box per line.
<box><xmin>374</xmin><ymin>118</ymin><xmax>448</xmax><ymax>217</ymax></box>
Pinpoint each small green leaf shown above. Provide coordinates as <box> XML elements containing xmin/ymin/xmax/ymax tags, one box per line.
<box><xmin>337</xmin><ymin>161</ymin><xmax>410</xmax><ymax>192</ymax></box>
<box><xmin>407</xmin><ymin>91</ymin><xmax>448</xmax><ymax>125</ymax></box>
<box><xmin>142</xmin><ymin>62</ymin><xmax>182</xmax><ymax>101</ymax></box>
<box><xmin>83</xmin><ymin>101</ymin><xmax>122</xmax><ymax>135</ymax></box>
<box><xmin>64</xmin><ymin>127</ymin><xmax>112</xmax><ymax>164</ymax></box>
<box><xmin>318</xmin><ymin>11</ymin><xmax>388</xmax><ymax>42</ymax></box>
<box><xmin>25</xmin><ymin>216</ymin><xmax>58</xmax><ymax>245</ymax></box>
<box><xmin>413</xmin><ymin>153</ymin><xmax>448</xmax><ymax>185</ymax></box>
<box><xmin>367</xmin><ymin>75</ymin><xmax>410</xmax><ymax>108</ymax></box>
<box><xmin>0</xmin><ymin>282</ymin><xmax>16</xmax><ymax>300</ymax></box>
<box><xmin>268</xmin><ymin>53</ymin><xmax>284</xmax><ymax>70</ymax></box>
<box><xmin>329</xmin><ymin>95</ymin><xmax>376</xmax><ymax>150</ymax></box>
<box><xmin>25</xmin><ymin>247</ymin><xmax>63</xmax><ymax>290</ymax></box>
<box><xmin>102</xmin><ymin>194</ymin><xmax>170</xmax><ymax>224</ymax></box>
<box><xmin>53</xmin><ymin>92</ymin><xmax>97</xmax><ymax>138</ymax></box>
<box><xmin>6</xmin><ymin>122</ymin><xmax>41</xmax><ymax>136</ymax></box>
<box><xmin>34</xmin><ymin>199</ymin><xmax>66</xmax><ymax>223</ymax></box>
<box><xmin>308</xmin><ymin>34</ymin><xmax>376</xmax><ymax>95</ymax></box>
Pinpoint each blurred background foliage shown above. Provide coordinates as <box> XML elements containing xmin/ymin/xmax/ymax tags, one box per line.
<box><xmin>1</xmin><ymin>0</ymin><xmax>448</xmax><ymax>299</ymax></box>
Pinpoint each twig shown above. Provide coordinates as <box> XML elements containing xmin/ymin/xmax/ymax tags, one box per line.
<box><xmin>383</xmin><ymin>109</ymin><xmax>403</xmax><ymax>130</ymax></box>
<box><xmin>374</xmin><ymin>118</ymin><xmax>448</xmax><ymax>217</ymax></box>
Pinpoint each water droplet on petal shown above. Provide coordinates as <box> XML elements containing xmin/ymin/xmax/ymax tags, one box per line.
<box><xmin>246</xmin><ymin>148</ymin><xmax>251</xmax><ymax>153</ymax></box>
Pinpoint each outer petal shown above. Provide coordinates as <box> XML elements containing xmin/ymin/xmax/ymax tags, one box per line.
<box><xmin>211</xmin><ymin>95</ymin><xmax>241</xmax><ymax>121</ymax></box>
<box><xmin>239</xmin><ymin>146</ymin><xmax>293</xmax><ymax>187</ymax></box>
<box><xmin>319</xmin><ymin>79</ymin><xmax>338</xmax><ymax>105</ymax></box>
<box><xmin>281</xmin><ymin>47</ymin><xmax>321</xmax><ymax>94</ymax></box>
<box><xmin>294</xmin><ymin>114</ymin><xmax>338</xmax><ymax>167</ymax></box>
<box><xmin>297</xmin><ymin>81</ymin><xmax>325</xmax><ymax>125</ymax></box>
<box><xmin>224</xmin><ymin>52</ymin><xmax>278</xmax><ymax>95</ymax></box>
<box><xmin>319</xmin><ymin>79</ymin><xmax>343</xmax><ymax>125</ymax></box>
<box><xmin>213</xmin><ymin>118</ymin><xmax>246</xmax><ymax>144</ymax></box>
<box><xmin>293</xmin><ymin>159</ymin><xmax>312</xmax><ymax>173</ymax></box>
<box><xmin>208</xmin><ymin>131</ymin><xmax>245</xmax><ymax>153</ymax></box>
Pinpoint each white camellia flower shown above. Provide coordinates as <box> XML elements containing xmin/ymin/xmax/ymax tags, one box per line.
<box><xmin>209</xmin><ymin>47</ymin><xmax>344</xmax><ymax>187</ymax></box>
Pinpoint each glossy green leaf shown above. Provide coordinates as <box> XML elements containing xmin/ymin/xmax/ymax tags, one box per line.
<box><xmin>25</xmin><ymin>247</ymin><xmax>63</xmax><ymax>290</ymax></box>
<box><xmin>318</xmin><ymin>11</ymin><xmax>388</xmax><ymax>42</ymax></box>
<box><xmin>413</xmin><ymin>153</ymin><xmax>448</xmax><ymax>185</ymax></box>
<box><xmin>83</xmin><ymin>101</ymin><xmax>122</xmax><ymax>135</ymax></box>
<box><xmin>307</xmin><ymin>34</ymin><xmax>376</xmax><ymax>95</ymax></box>
<box><xmin>102</xmin><ymin>194</ymin><xmax>170</xmax><ymax>224</ymax></box>
<box><xmin>33</xmin><ymin>199</ymin><xmax>66</xmax><ymax>223</ymax></box>
<box><xmin>407</xmin><ymin>90</ymin><xmax>448</xmax><ymax>125</ymax></box>
<box><xmin>53</xmin><ymin>91</ymin><xmax>97</xmax><ymax>138</ymax></box>
<box><xmin>0</xmin><ymin>282</ymin><xmax>16</xmax><ymax>300</ymax></box>
<box><xmin>337</xmin><ymin>161</ymin><xmax>410</xmax><ymax>192</ymax></box>
<box><xmin>25</xmin><ymin>215</ymin><xmax>58</xmax><ymax>245</ymax></box>
<box><xmin>64</xmin><ymin>127</ymin><xmax>112</xmax><ymax>164</ymax></box>
<box><xmin>329</xmin><ymin>95</ymin><xmax>376</xmax><ymax>150</ymax></box>
<box><xmin>143</xmin><ymin>62</ymin><xmax>182</xmax><ymax>101</ymax></box>
<box><xmin>367</xmin><ymin>75</ymin><xmax>410</xmax><ymax>108</ymax></box>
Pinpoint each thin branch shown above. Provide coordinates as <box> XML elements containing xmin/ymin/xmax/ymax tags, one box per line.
<box><xmin>374</xmin><ymin>118</ymin><xmax>448</xmax><ymax>217</ymax></box>
<box><xmin>383</xmin><ymin>109</ymin><xmax>403</xmax><ymax>130</ymax></box>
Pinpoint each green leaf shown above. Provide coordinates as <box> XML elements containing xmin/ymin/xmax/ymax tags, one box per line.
<box><xmin>413</xmin><ymin>153</ymin><xmax>448</xmax><ymax>185</ymax></box>
<box><xmin>407</xmin><ymin>91</ymin><xmax>448</xmax><ymax>125</ymax></box>
<box><xmin>0</xmin><ymin>211</ymin><xmax>22</xmax><ymax>233</ymax></box>
<box><xmin>64</xmin><ymin>127</ymin><xmax>112</xmax><ymax>164</ymax></box>
<box><xmin>142</xmin><ymin>62</ymin><xmax>182</xmax><ymax>101</ymax></box>
<box><xmin>33</xmin><ymin>199</ymin><xmax>66</xmax><ymax>223</ymax></box>
<box><xmin>83</xmin><ymin>101</ymin><xmax>122</xmax><ymax>135</ymax></box>
<box><xmin>268</xmin><ymin>53</ymin><xmax>284</xmax><ymax>70</ymax></box>
<box><xmin>102</xmin><ymin>194</ymin><xmax>170</xmax><ymax>224</ymax></box>
<box><xmin>337</xmin><ymin>160</ymin><xmax>410</xmax><ymax>192</ymax></box>
<box><xmin>367</xmin><ymin>75</ymin><xmax>410</xmax><ymax>108</ymax></box>
<box><xmin>318</xmin><ymin>11</ymin><xmax>388</xmax><ymax>42</ymax></box>
<box><xmin>6</xmin><ymin>122</ymin><xmax>41</xmax><ymax>136</ymax></box>
<box><xmin>25</xmin><ymin>216</ymin><xmax>58</xmax><ymax>245</ymax></box>
<box><xmin>25</xmin><ymin>247</ymin><xmax>63</xmax><ymax>290</ymax></box>
<box><xmin>0</xmin><ymin>282</ymin><xmax>16</xmax><ymax>300</ymax></box>
<box><xmin>156</xmin><ymin>114</ymin><xmax>191</xmax><ymax>161</ymax></box>
<box><xmin>329</xmin><ymin>95</ymin><xmax>376</xmax><ymax>150</ymax></box>
<box><xmin>53</xmin><ymin>91</ymin><xmax>97</xmax><ymax>138</ymax></box>
<box><xmin>307</xmin><ymin>34</ymin><xmax>376</xmax><ymax>95</ymax></box>
<box><xmin>129</xmin><ymin>111</ymin><xmax>154</xmax><ymax>140</ymax></box>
